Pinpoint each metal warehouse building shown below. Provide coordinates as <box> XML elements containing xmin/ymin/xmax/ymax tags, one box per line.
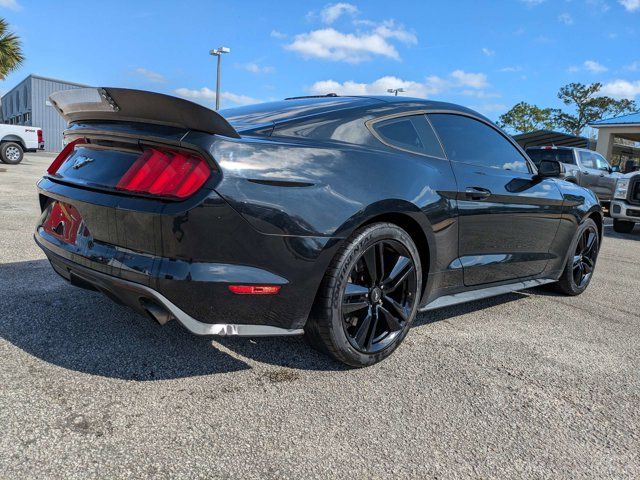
<box><xmin>1</xmin><ymin>74</ymin><xmax>89</xmax><ymax>152</ymax></box>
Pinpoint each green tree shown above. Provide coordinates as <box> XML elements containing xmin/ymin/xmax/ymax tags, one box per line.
<box><xmin>497</xmin><ymin>102</ymin><xmax>559</xmax><ymax>134</ymax></box>
<box><xmin>555</xmin><ymin>82</ymin><xmax>637</xmax><ymax>135</ymax></box>
<box><xmin>0</xmin><ymin>18</ymin><xmax>23</xmax><ymax>80</ymax></box>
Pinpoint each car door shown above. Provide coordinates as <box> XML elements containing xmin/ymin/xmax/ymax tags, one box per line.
<box><xmin>577</xmin><ymin>151</ymin><xmax>605</xmax><ymax>198</ymax></box>
<box><xmin>592</xmin><ymin>152</ymin><xmax>618</xmax><ymax>201</ymax></box>
<box><xmin>428</xmin><ymin>113</ymin><xmax>564</xmax><ymax>287</ymax></box>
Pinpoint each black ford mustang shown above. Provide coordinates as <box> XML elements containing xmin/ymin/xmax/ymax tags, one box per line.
<box><xmin>35</xmin><ymin>88</ymin><xmax>602</xmax><ymax>366</ymax></box>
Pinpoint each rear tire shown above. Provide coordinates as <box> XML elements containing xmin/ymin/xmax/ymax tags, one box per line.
<box><xmin>305</xmin><ymin>223</ymin><xmax>422</xmax><ymax>367</ymax></box>
<box><xmin>613</xmin><ymin>219</ymin><xmax>635</xmax><ymax>233</ymax></box>
<box><xmin>0</xmin><ymin>142</ymin><xmax>24</xmax><ymax>165</ymax></box>
<box><xmin>554</xmin><ymin>218</ymin><xmax>599</xmax><ymax>296</ymax></box>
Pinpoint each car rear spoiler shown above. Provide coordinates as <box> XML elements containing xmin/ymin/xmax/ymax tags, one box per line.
<box><xmin>49</xmin><ymin>87</ymin><xmax>240</xmax><ymax>138</ymax></box>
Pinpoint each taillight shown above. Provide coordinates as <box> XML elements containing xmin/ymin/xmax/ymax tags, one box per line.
<box><xmin>116</xmin><ymin>148</ymin><xmax>211</xmax><ymax>198</ymax></box>
<box><xmin>47</xmin><ymin>138</ymin><xmax>86</xmax><ymax>174</ymax></box>
<box><xmin>37</xmin><ymin>129</ymin><xmax>43</xmax><ymax>143</ymax></box>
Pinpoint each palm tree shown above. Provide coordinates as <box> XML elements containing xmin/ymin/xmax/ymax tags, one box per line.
<box><xmin>0</xmin><ymin>18</ymin><xmax>23</xmax><ymax>80</ymax></box>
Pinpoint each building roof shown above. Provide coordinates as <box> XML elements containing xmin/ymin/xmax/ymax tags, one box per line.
<box><xmin>590</xmin><ymin>111</ymin><xmax>640</xmax><ymax>127</ymax></box>
<box><xmin>512</xmin><ymin>130</ymin><xmax>594</xmax><ymax>149</ymax></box>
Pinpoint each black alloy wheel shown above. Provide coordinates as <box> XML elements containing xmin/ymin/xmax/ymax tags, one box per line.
<box><xmin>554</xmin><ymin>218</ymin><xmax>599</xmax><ymax>296</ymax></box>
<box><xmin>572</xmin><ymin>225</ymin><xmax>599</xmax><ymax>289</ymax></box>
<box><xmin>342</xmin><ymin>240</ymin><xmax>418</xmax><ymax>353</ymax></box>
<box><xmin>304</xmin><ymin>222</ymin><xmax>422</xmax><ymax>367</ymax></box>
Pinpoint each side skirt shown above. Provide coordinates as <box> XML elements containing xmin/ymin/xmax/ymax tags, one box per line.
<box><xmin>419</xmin><ymin>278</ymin><xmax>556</xmax><ymax>312</ymax></box>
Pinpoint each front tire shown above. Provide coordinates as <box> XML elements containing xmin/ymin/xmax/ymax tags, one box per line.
<box><xmin>554</xmin><ymin>218</ymin><xmax>599</xmax><ymax>296</ymax></box>
<box><xmin>0</xmin><ymin>142</ymin><xmax>24</xmax><ymax>165</ymax></box>
<box><xmin>305</xmin><ymin>223</ymin><xmax>422</xmax><ymax>367</ymax></box>
<box><xmin>613</xmin><ymin>219</ymin><xmax>635</xmax><ymax>233</ymax></box>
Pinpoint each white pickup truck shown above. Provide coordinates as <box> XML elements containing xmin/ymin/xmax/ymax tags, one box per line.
<box><xmin>0</xmin><ymin>124</ymin><xmax>44</xmax><ymax>164</ymax></box>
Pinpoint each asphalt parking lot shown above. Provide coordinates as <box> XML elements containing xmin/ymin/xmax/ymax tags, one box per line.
<box><xmin>1</xmin><ymin>152</ymin><xmax>639</xmax><ymax>479</ymax></box>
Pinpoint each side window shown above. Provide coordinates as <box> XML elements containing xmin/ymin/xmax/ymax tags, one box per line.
<box><xmin>428</xmin><ymin>113</ymin><xmax>531</xmax><ymax>173</ymax></box>
<box><xmin>373</xmin><ymin>115</ymin><xmax>445</xmax><ymax>158</ymax></box>
<box><xmin>579</xmin><ymin>151</ymin><xmax>596</xmax><ymax>169</ymax></box>
<box><xmin>593</xmin><ymin>153</ymin><xmax>610</xmax><ymax>171</ymax></box>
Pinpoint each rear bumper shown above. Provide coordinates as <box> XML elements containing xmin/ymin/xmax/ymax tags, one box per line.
<box><xmin>35</xmin><ymin>178</ymin><xmax>338</xmax><ymax>330</ymax></box>
<box><xmin>611</xmin><ymin>200</ymin><xmax>640</xmax><ymax>222</ymax></box>
<box><xmin>38</xmin><ymin>240</ymin><xmax>303</xmax><ymax>337</ymax></box>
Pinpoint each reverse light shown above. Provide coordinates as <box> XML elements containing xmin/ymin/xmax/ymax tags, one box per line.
<box><xmin>47</xmin><ymin>138</ymin><xmax>86</xmax><ymax>174</ymax></box>
<box><xmin>116</xmin><ymin>148</ymin><xmax>211</xmax><ymax>199</ymax></box>
<box><xmin>614</xmin><ymin>179</ymin><xmax>630</xmax><ymax>200</ymax></box>
<box><xmin>228</xmin><ymin>285</ymin><xmax>282</xmax><ymax>295</ymax></box>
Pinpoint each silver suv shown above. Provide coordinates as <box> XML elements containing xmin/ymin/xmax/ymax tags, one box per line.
<box><xmin>526</xmin><ymin>146</ymin><xmax>620</xmax><ymax>205</ymax></box>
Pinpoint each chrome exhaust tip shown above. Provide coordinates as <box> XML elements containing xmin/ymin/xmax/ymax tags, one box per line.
<box><xmin>142</xmin><ymin>300</ymin><xmax>174</xmax><ymax>326</ymax></box>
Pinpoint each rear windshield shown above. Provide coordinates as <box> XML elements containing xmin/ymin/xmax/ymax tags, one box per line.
<box><xmin>526</xmin><ymin>148</ymin><xmax>576</xmax><ymax>165</ymax></box>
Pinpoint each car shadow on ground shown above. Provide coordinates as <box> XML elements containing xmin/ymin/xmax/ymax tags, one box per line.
<box><xmin>0</xmin><ymin>259</ymin><xmax>538</xmax><ymax>380</ymax></box>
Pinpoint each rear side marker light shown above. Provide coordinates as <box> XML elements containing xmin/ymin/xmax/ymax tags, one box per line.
<box><xmin>47</xmin><ymin>138</ymin><xmax>86</xmax><ymax>174</ymax></box>
<box><xmin>116</xmin><ymin>148</ymin><xmax>211</xmax><ymax>199</ymax></box>
<box><xmin>228</xmin><ymin>285</ymin><xmax>282</xmax><ymax>295</ymax></box>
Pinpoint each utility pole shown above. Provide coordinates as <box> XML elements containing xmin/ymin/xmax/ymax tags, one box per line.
<box><xmin>387</xmin><ymin>88</ymin><xmax>405</xmax><ymax>96</ymax></box>
<box><xmin>209</xmin><ymin>47</ymin><xmax>231</xmax><ymax>110</ymax></box>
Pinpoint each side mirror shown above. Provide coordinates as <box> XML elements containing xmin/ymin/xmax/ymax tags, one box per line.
<box><xmin>537</xmin><ymin>159</ymin><xmax>565</xmax><ymax>178</ymax></box>
<box><xmin>611</xmin><ymin>165</ymin><xmax>620</xmax><ymax>173</ymax></box>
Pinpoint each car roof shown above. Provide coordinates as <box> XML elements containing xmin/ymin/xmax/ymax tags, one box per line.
<box><xmin>221</xmin><ymin>95</ymin><xmax>488</xmax><ymax>131</ymax></box>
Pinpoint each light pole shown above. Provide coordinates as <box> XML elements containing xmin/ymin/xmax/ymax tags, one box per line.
<box><xmin>209</xmin><ymin>46</ymin><xmax>230</xmax><ymax>110</ymax></box>
<box><xmin>387</xmin><ymin>88</ymin><xmax>405</xmax><ymax>96</ymax></box>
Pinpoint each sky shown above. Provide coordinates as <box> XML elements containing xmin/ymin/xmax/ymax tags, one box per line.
<box><xmin>0</xmin><ymin>0</ymin><xmax>639</xmax><ymax>121</ymax></box>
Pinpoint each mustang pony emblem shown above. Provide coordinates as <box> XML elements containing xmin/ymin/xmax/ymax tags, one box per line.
<box><xmin>72</xmin><ymin>156</ymin><xmax>94</xmax><ymax>169</ymax></box>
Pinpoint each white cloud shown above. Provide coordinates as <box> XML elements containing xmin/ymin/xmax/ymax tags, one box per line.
<box><xmin>482</xmin><ymin>47</ymin><xmax>495</xmax><ymax>57</ymax></box>
<box><xmin>569</xmin><ymin>60</ymin><xmax>609</xmax><ymax>73</ymax></box>
<box><xmin>619</xmin><ymin>0</ymin><xmax>640</xmax><ymax>11</ymax></box>
<box><xmin>499</xmin><ymin>66</ymin><xmax>523</xmax><ymax>73</ymax></box>
<box><xmin>0</xmin><ymin>0</ymin><xmax>21</xmax><ymax>10</ymax></box>
<box><xmin>308</xmin><ymin>70</ymin><xmax>492</xmax><ymax>98</ymax></box>
<box><xmin>460</xmin><ymin>89</ymin><xmax>501</xmax><ymax>98</ymax></box>
<box><xmin>558</xmin><ymin>13</ymin><xmax>574</xmax><ymax>25</ymax></box>
<box><xmin>285</xmin><ymin>20</ymin><xmax>416</xmax><ymax>63</ymax></box>
<box><xmin>239</xmin><ymin>63</ymin><xmax>274</xmax><ymax>74</ymax></box>
<box><xmin>270</xmin><ymin>30</ymin><xmax>287</xmax><ymax>39</ymax></box>
<box><xmin>472</xmin><ymin>103</ymin><xmax>507</xmax><ymax>113</ymax></box>
<box><xmin>133</xmin><ymin>67</ymin><xmax>165</xmax><ymax>83</ymax></box>
<box><xmin>173</xmin><ymin>87</ymin><xmax>259</xmax><ymax>107</ymax></box>
<box><xmin>450</xmin><ymin>70</ymin><xmax>489</xmax><ymax>89</ymax></box>
<box><xmin>309</xmin><ymin>76</ymin><xmax>437</xmax><ymax>98</ymax></box>
<box><xmin>600</xmin><ymin>80</ymin><xmax>640</xmax><ymax>99</ymax></box>
<box><xmin>584</xmin><ymin>60</ymin><xmax>608</xmax><ymax>72</ymax></box>
<box><xmin>519</xmin><ymin>0</ymin><xmax>546</xmax><ymax>5</ymax></box>
<box><xmin>320</xmin><ymin>2</ymin><xmax>358</xmax><ymax>23</ymax></box>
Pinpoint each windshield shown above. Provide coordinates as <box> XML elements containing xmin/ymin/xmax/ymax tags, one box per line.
<box><xmin>526</xmin><ymin>148</ymin><xmax>576</xmax><ymax>165</ymax></box>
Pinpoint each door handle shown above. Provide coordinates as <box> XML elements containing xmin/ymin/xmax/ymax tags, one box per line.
<box><xmin>599</xmin><ymin>173</ymin><xmax>605</xmax><ymax>177</ymax></box>
<box><xmin>465</xmin><ymin>187</ymin><xmax>492</xmax><ymax>200</ymax></box>
<box><xmin>582</xmin><ymin>171</ymin><xmax>590</xmax><ymax>175</ymax></box>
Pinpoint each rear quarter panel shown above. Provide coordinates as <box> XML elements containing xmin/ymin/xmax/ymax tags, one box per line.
<box><xmin>187</xmin><ymin>132</ymin><xmax>460</xmax><ymax>298</ymax></box>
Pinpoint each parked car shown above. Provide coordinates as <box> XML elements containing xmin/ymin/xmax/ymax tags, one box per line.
<box><xmin>610</xmin><ymin>172</ymin><xmax>640</xmax><ymax>233</ymax></box>
<box><xmin>525</xmin><ymin>146</ymin><xmax>620</xmax><ymax>206</ymax></box>
<box><xmin>0</xmin><ymin>123</ymin><xmax>44</xmax><ymax>164</ymax></box>
<box><xmin>34</xmin><ymin>88</ymin><xmax>603</xmax><ymax>367</ymax></box>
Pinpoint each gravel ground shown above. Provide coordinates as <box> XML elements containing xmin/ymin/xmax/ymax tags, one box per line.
<box><xmin>1</xmin><ymin>153</ymin><xmax>639</xmax><ymax>479</ymax></box>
